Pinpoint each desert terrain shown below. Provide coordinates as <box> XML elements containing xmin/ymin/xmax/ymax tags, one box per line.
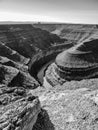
<box><xmin>0</xmin><ymin>23</ymin><xmax>98</xmax><ymax>130</ymax></box>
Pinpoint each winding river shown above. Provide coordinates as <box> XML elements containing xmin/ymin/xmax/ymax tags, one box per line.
<box><xmin>37</xmin><ymin>60</ymin><xmax>54</xmax><ymax>84</ymax></box>
<box><xmin>28</xmin><ymin>43</ymin><xmax>73</xmax><ymax>85</ymax></box>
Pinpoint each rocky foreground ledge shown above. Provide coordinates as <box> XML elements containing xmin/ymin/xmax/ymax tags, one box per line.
<box><xmin>0</xmin><ymin>85</ymin><xmax>41</xmax><ymax>130</ymax></box>
<box><xmin>31</xmin><ymin>80</ymin><xmax>98</xmax><ymax>130</ymax></box>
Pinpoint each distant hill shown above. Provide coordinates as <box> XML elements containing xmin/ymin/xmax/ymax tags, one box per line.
<box><xmin>33</xmin><ymin>23</ymin><xmax>98</xmax><ymax>44</ymax></box>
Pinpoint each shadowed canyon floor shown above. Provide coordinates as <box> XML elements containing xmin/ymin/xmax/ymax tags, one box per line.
<box><xmin>0</xmin><ymin>23</ymin><xmax>98</xmax><ymax>130</ymax></box>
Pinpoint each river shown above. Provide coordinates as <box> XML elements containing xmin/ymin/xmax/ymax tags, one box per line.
<box><xmin>37</xmin><ymin>60</ymin><xmax>54</xmax><ymax>84</ymax></box>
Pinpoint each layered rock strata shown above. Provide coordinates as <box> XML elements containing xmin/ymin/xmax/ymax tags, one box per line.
<box><xmin>0</xmin><ymin>85</ymin><xmax>41</xmax><ymax>130</ymax></box>
<box><xmin>45</xmin><ymin>39</ymin><xmax>98</xmax><ymax>86</ymax></box>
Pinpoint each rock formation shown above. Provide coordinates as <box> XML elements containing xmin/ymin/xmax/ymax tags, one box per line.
<box><xmin>33</xmin><ymin>87</ymin><xmax>98</xmax><ymax>130</ymax></box>
<box><xmin>33</xmin><ymin>23</ymin><xmax>98</xmax><ymax>43</ymax></box>
<box><xmin>0</xmin><ymin>25</ymin><xmax>65</xmax><ymax>58</ymax></box>
<box><xmin>0</xmin><ymin>85</ymin><xmax>41</xmax><ymax>130</ymax></box>
<box><xmin>45</xmin><ymin>39</ymin><xmax>98</xmax><ymax>86</ymax></box>
<box><xmin>0</xmin><ymin>42</ymin><xmax>29</xmax><ymax>64</ymax></box>
<box><xmin>0</xmin><ymin>24</ymin><xmax>64</xmax><ymax>88</ymax></box>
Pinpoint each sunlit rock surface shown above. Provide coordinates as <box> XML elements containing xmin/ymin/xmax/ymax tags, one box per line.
<box><xmin>31</xmin><ymin>84</ymin><xmax>98</xmax><ymax>130</ymax></box>
<box><xmin>45</xmin><ymin>39</ymin><xmax>98</xmax><ymax>86</ymax></box>
<box><xmin>39</xmin><ymin>88</ymin><xmax>98</xmax><ymax>130</ymax></box>
<box><xmin>0</xmin><ymin>85</ymin><xmax>41</xmax><ymax>130</ymax></box>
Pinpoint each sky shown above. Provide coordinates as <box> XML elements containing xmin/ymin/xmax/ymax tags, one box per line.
<box><xmin>0</xmin><ymin>0</ymin><xmax>98</xmax><ymax>24</ymax></box>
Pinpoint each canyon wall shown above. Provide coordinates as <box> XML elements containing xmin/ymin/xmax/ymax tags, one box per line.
<box><xmin>0</xmin><ymin>23</ymin><xmax>98</xmax><ymax>130</ymax></box>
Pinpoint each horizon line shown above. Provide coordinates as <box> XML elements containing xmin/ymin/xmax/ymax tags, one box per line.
<box><xmin>0</xmin><ymin>21</ymin><xmax>97</xmax><ymax>25</ymax></box>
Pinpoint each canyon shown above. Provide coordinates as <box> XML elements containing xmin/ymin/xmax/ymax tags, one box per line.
<box><xmin>0</xmin><ymin>23</ymin><xmax>98</xmax><ymax>130</ymax></box>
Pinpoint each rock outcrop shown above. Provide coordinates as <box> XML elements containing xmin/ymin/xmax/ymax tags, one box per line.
<box><xmin>45</xmin><ymin>39</ymin><xmax>98</xmax><ymax>86</ymax></box>
<box><xmin>33</xmin><ymin>87</ymin><xmax>98</xmax><ymax>130</ymax></box>
<box><xmin>0</xmin><ymin>64</ymin><xmax>19</xmax><ymax>85</ymax></box>
<box><xmin>0</xmin><ymin>64</ymin><xmax>39</xmax><ymax>89</ymax></box>
<box><xmin>8</xmin><ymin>71</ymin><xmax>39</xmax><ymax>89</ymax></box>
<box><xmin>0</xmin><ymin>42</ymin><xmax>29</xmax><ymax>64</ymax></box>
<box><xmin>0</xmin><ymin>85</ymin><xmax>41</xmax><ymax>130</ymax></box>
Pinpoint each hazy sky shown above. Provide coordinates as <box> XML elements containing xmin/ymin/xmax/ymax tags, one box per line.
<box><xmin>0</xmin><ymin>0</ymin><xmax>98</xmax><ymax>24</ymax></box>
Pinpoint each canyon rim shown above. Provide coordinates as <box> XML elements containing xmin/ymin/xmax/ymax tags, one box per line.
<box><xmin>0</xmin><ymin>23</ymin><xmax>98</xmax><ymax>130</ymax></box>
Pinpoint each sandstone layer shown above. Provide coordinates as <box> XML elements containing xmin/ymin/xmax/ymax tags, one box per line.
<box><xmin>45</xmin><ymin>39</ymin><xmax>98</xmax><ymax>86</ymax></box>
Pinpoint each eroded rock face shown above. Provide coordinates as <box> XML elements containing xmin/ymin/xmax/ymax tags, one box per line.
<box><xmin>45</xmin><ymin>39</ymin><xmax>98</xmax><ymax>86</ymax></box>
<box><xmin>0</xmin><ymin>85</ymin><xmax>41</xmax><ymax>130</ymax></box>
<box><xmin>0</xmin><ymin>64</ymin><xmax>39</xmax><ymax>89</ymax></box>
<box><xmin>0</xmin><ymin>43</ymin><xmax>29</xmax><ymax>64</ymax></box>
<box><xmin>8</xmin><ymin>71</ymin><xmax>39</xmax><ymax>89</ymax></box>
<box><xmin>0</xmin><ymin>56</ymin><xmax>28</xmax><ymax>72</ymax></box>
<box><xmin>0</xmin><ymin>64</ymin><xmax>19</xmax><ymax>85</ymax></box>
